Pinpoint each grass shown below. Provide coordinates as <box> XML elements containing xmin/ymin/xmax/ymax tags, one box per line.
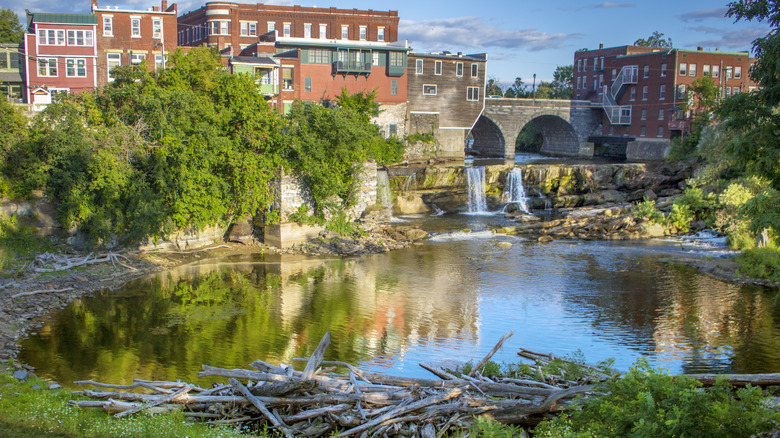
<box><xmin>0</xmin><ymin>373</ymin><xmax>259</xmax><ymax>438</ymax></box>
<box><xmin>736</xmin><ymin>246</ymin><xmax>780</xmax><ymax>283</ymax></box>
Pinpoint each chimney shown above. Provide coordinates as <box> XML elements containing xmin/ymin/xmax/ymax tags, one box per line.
<box><xmin>91</xmin><ymin>0</ymin><xmax>99</xmax><ymax>11</ymax></box>
<box><xmin>152</xmin><ymin>6</ymin><xmax>159</xmax><ymax>11</ymax></box>
<box><xmin>599</xmin><ymin>42</ymin><xmax>603</xmax><ymax>50</ymax></box>
<box><xmin>162</xmin><ymin>0</ymin><xmax>168</xmax><ymax>10</ymax></box>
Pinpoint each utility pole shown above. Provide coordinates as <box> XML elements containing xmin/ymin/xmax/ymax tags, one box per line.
<box><xmin>532</xmin><ymin>73</ymin><xmax>536</xmax><ymax>101</ymax></box>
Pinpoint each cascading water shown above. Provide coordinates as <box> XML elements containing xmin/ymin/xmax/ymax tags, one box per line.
<box><xmin>465</xmin><ymin>166</ymin><xmax>488</xmax><ymax>213</ymax></box>
<box><xmin>376</xmin><ymin>170</ymin><xmax>392</xmax><ymax>209</ymax></box>
<box><xmin>501</xmin><ymin>168</ymin><xmax>530</xmax><ymax>214</ymax></box>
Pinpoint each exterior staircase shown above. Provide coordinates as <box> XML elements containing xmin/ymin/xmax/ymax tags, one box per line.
<box><xmin>600</xmin><ymin>65</ymin><xmax>638</xmax><ymax>125</ymax></box>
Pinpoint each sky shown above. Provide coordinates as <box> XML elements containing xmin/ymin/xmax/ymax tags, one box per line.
<box><xmin>2</xmin><ymin>0</ymin><xmax>771</xmax><ymax>88</ymax></box>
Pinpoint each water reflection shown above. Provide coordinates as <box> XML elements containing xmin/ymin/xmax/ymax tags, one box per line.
<box><xmin>20</xmin><ymin>234</ymin><xmax>780</xmax><ymax>389</ymax></box>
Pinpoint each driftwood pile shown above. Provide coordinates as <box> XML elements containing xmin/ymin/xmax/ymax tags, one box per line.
<box><xmin>70</xmin><ymin>331</ymin><xmax>610</xmax><ymax>437</ymax></box>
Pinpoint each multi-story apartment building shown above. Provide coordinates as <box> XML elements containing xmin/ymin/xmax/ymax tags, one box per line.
<box><xmin>0</xmin><ymin>43</ymin><xmax>25</xmax><ymax>102</ymax></box>
<box><xmin>573</xmin><ymin>44</ymin><xmax>756</xmax><ymax>158</ymax></box>
<box><xmin>24</xmin><ymin>12</ymin><xmax>99</xmax><ymax>110</ymax></box>
<box><xmin>90</xmin><ymin>0</ymin><xmax>178</xmax><ymax>87</ymax></box>
<box><xmin>407</xmin><ymin>52</ymin><xmax>487</xmax><ymax>159</ymax></box>
<box><xmin>177</xmin><ymin>2</ymin><xmax>399</xmax><ymax>52</ymax></box>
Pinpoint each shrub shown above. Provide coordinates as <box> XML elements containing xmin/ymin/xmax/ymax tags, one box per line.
<box><xmin>673</xmin><ymin>186</ymin><xmax>717</xmax><ymax>225</ymax></box>
<box><xmin>666</xmin><ymin>203</ymin><xmax>694</xmax><ymax>232</ymax></box>
<box><xmin>633</xmin><ymin>198</ymin><xmax>664</xmax><ymax>223</ymax></box>
<box><xmin>736</xmin><ymin>247</ymin><xmax>780</xmax><ymax>282</ymax></box>
<box><xmin>534</xmin><ymin>359</ymin><xmax>780</xmax><ymax>438</ymax></box>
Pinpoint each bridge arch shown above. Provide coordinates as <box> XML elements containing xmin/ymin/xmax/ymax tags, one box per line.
<box><xmin>528</xmin><ymin>115</ymin><xmax>580</xmax><ymax>156</ymax></box>
<box><xmin>470</xmin><ymin>115</ymin><xmax>506</xmax><ymax>157</ymax></box>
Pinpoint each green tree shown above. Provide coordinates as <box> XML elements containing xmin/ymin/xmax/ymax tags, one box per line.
<box><xmin>634</xmin><ymin>31</ymin><xmax>673</xmax><ymax>48</ymax></box>
<box><xmin>485</xmin><ymin>77</ymin><xmax>503</xmax><ymax>97</ymax></box>
<box><xmin>0</xmin><ymin>8</ymin><xmax>23</xmax><ymax>44</ymax></box>
<box><xmin>509</xmin><ymin>77</ymin><xmax>526</xmax><ymax>97</ymax></box>
<box><xmin>552</xmin><ymin>65</ymin><xmax>573</xmax><ymax>99</ymax></box>
<box><xmin>335</xmin><ymin>88</ymin><xmax>381</xmax><ymax>124</ymax></box>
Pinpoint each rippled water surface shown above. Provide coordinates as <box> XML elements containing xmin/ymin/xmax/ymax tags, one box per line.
<box><xmin>20</xmin><ymin>214</ymin><xmax>780</xmax><ymax>388</ymax></box>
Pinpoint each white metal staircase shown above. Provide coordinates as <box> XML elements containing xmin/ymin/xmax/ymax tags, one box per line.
<box><xmin>600</xmin><ymin>65</ymin><xmax>638</xmax><ymax>125</ymax></box>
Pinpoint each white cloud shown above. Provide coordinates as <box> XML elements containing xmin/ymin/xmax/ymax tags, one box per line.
<box><xmin>689</xmin><ymin>26</ymin><xmax>768</xmax><ymax>50</ymax></box>
<box><xmin>591</xmin><ymin>2</ymin><xmax>635</xmax><ymax>8</ymax></box>
<box><xmin>680</xmin><ymin>8</ymin><xmax>729</xmax><ymax>22</ymax></box>
<box><xmin>399</xmin><ymin>16</ymin><xmax>580</xmax><ymax>52</ymax></box>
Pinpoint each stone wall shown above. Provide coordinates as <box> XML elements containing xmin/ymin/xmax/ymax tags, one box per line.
<box><xmin>0</xmin><ymin>195</ymin><xmax>58</xmax><ymax>236</ymax></box>
<box><xmin>626</xmin><ymin>139</ymin><xmax>671</xmax><ymax>161</ymax></box>
<box><xmin>137</xmin><ymin>224</ymin><xmax>228</xmax><ymax>252</ymax></box>
<box><xmin>373</xmin><ymin>103</ymin><xmax>407</xmax><ymax>139</ymax></box>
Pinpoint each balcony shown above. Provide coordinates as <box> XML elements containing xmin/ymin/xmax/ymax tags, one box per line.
<box><xmin>333</xmin><ymin>60</ymin><xmax>372</xmax><ymax>74</ymax></box>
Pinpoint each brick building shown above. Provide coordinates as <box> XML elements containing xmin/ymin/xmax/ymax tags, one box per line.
<box><xmin>24</xmin><ymin>12</ymin><xmax>98</xmax><ymax>110</ymax></box>
<box><xmin>90</xmin><ymin>0</ymin><xmax>178</xmax><ymax>87</ymax></box>
<box><xmin>573</xmin><ymin>44</ymin><xmax>756</xmax><ymax>158</ymax></box>
<box><xmin>407</xmin><ymin>52</ymin><xmax>487</xmax><ymax>159</ymax></box>
<box><xmin>177</xmin><ymin>2</ymin><xmax>399</xmax><ymax>53</ymax></box>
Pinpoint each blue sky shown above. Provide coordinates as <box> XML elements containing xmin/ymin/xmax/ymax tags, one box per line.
<box><xmin>3</xmin><ymin>0</ymin><xmax>770</xmax><ymax>88</ymax></box>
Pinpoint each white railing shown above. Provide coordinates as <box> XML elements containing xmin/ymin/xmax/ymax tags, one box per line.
<box><xmin>610</xmin><ymin>65</ymin><xmax>638</xmax><ymax>100</ymax></box>
<box><xmin>598</xmin><ymin>65</ymin><xmax>638</xmax><ymax>125</ymax></box>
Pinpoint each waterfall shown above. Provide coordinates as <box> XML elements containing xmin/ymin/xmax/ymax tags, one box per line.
<box><xmin>501</xmin><ymin>168</ymin><xmax>530</xmax><ymax>214</ymax></box>
<box><xmin>465</xmin><ymin>166</ymin><xmax>488</xmax><ymax>213</ymax></box>
<box><xmin>376</xmin><ymin>170</ymin><xmax>392</xmax><ymax>209</ymax></box>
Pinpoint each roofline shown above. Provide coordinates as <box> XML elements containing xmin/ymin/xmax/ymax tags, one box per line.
<box><xmin>409</xmin><ymin>52</ymin><xmax>487</xmax><ymax>61</ymax></box>
<box><xmin>275</xmin><ymin>37</ymin><xmax>410</xmax><ymax>51</ymax></box>
<box><xmin>93</xmin><ymin>8</ymin><xmax>177</xmax><ymax>14</ymax></box>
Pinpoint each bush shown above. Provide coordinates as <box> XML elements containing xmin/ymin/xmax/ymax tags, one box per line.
<box><xmin>673</xmin><ymin>186</ymin><xmax>717</xmax><ymax>225</ymax></box>
<box><xmin>0</xmin><ymin>213</ymin><xmax>53</xmax><ymax>271</ymax></box>
<box><xmin>633</xmin><ymin>198</ymin><xmax>664</xmax><ymax>223</ymax></box>
<box><xmin>667</xmin><ymin>203</ymin><xmax>694</xmax><ymax>232</ymax></box>
<box><xmin>736</xmin><ymin>247</ymin><xmax>780</xmax><ymax>282</ymax></box>
<box><xmin>534</xmin><ymin>359</ymin><xmax>780</xmax><ymax>438</ymax></box>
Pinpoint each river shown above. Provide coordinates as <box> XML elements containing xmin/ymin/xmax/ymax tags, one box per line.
<box><xmin>19</xmin><ymin>212</ymin><xmax>780</xmax><ymax>389</ymax></box>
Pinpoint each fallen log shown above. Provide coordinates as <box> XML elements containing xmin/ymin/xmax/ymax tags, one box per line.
<box><xmin>684</xmin><ymin>373</ymin><xmax>780</xmax><ymax>387</ymax></box>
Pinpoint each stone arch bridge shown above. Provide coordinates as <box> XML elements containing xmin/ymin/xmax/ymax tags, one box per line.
<box><xmin>472</xmin><ymin>98</ymin><xmax>602</xmax><ymax>159</ymax></box>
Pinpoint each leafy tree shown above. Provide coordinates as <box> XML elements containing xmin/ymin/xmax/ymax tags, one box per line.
<box><xmin>509</xmin><ymin>77</ymin><xmax>526</xmax><ymax>98</ymax></box>
<box><xmin>634</xmin><ymin>31</ymin><xmax>673</xmax><ymax>48</ymax></box>
<box><xmin>485</xmin><ymin>77</ymin><xmax>503</xmax><ymax>97</ymax></box>
<box><xmin>552</xmin><ymin>65</ymin><xmax>573</xmax><ymax>99</ymax></box>
<box><xmin>335</xmin><ymin>88</ymin><xmax>381</xmax><ymax>124</ymax></box>
<box><xmin>0</xmin><ymin>8</ymin><xmax>23</xmax><ymax>44</ymax></box>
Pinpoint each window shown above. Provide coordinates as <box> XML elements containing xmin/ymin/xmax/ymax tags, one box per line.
<box><xmin>677</xmin><ymin>84</ymin><xmax>686</xmax><ymax>99</ymax></box>
<box><xmin>599</xmin><ymin>74</ymin><xmax>604</xmax><ymax>88</ymax></box>
<box><xmin>726</xmin><ymin>66</ymin><xmax>733</xmax><ymax>79</ymax></box>
<box><xmin>609</xmin><ymin>126</ymin><xmax>615</xmax><ymax>135</ymax></box>
<box><xmin>309</xmin><ymin>48</ymin><xmax>330</xmax><ymax>64</ymax></box>
<box><xmin>435</xmin><ymin>60</ymin><xmax>442</xmax><ymax>75</ymax></box>
<box><xmin>152</xmin><ymin>18</ymin><xmax>162</xmax><ymax>39</ymax></box>
<box><xmin>657</xmin><ymin>126</ymin><xmax>663</xmax><ymax>137</ymax></box>
<box><xmin>712</xmin><ymin>65</ymin><xmax>720</xmax><ymax>78</ymax></box>
<box><xmin>155</xmin><ymin>54</ymin><xmax>163</xmax><ymax>70</ymax></box>
<box><xmin>576</xmin><ymin>76</ymin><xmax>581</xmax><ymax>90</ymax></box>
<box><xmin>377</xmin><ymin>27</ymin><xmax>385</xmax><ymax>41</ymax></box>
<box><xmin>303</xmin><ymin>23</ymin><xmax>311</xmax><ymax>38</ymax></box>
<box><xmin>282</xmin><ymin>67</ymin><xmax>293</xmax><ymax>90</ymax></box>
<box><xmin>319</xmin><ymin>24</ymin><xmax>327</xmax><ymax>39</ymax></box>
<box><xmin>643</xmin><ymin>65</ymin><xmax>649</xmax><ymax>78</ymax></box>
<box><xmin>725</xmin><ymin>86</ymin><xmax>732</xmax><ymax>97</ymax></box>
<box><xmin>629</xmin><ymin>86</ymin><xmax>636</xmax><ymax>101</ymax></box>
<box><xmin>341</xmin><ymin>25</ymin><xmax>349</xmax><ymax>40</ymax></box>
<box><xmin>38</xmin><ymin>29</ymin><xmax>65</xmax><ymax>45</ymax></box>
<box><xmin>372</xmin><ymin>52</ymin><xmax>379</xmax><ymax>66</ymax></box>
<box><xmin>304</xmin><ymin>77</ymin><xmax>311</xmax><ymax>92</ymax></box>
<box><xmin>600</xmin><ymin>57</ymin><xmax>604</xmax><ymax>70</ymax></box>
<box><xmin>359</xmin><ymin>26</ymin><xmax>367</xmax><ymax>41</ymax></box>
<box><xmin>240</xmin><ymin>21</ymin><xmax>257</xmax><ymax>36</ymax></box>
<box><xmin>658</xmin><ymin>109</ymin><xmax>664</xmax><ymax>120</ymax></box>
<box><xmin>640</xmin><ymin>125</ymin><xmax>646</xmax><ymax>137</ymax></box>
<box><xmin>660</xmin><ymin>63</ymin><xmax>667</xmax><ymax>77</ymax></box>
<box><xmin>416</xmin><ymin>59</ymin><xmax>423</xmax><ymax>74</ymax></box>
<box><xmin>131</xmin><ymin>17</ymin><xmax>141</xmax><ymax>37</ymax></box>
<box><xmin>391</xmin><ymin>79</ymin><xmax>397</xmax><ymax>95</ymax></box>
<box><xmin>467</xmin><ymin>86</ymin><xmax>479</xmax><ymax>101</ymax></box>
<box><xmin>471</xmin><ymin>63</ymin><xmax>478</xmax><ymax>77</ymax></box>
<box><xmin>389</xmin><ymin>124</ymin><xmax>397</xmax><ymax>136</ymax></box>
<box><xmin>423</xmin><ymin>84</ymin><xmax>437</xmax><ymax>95</ymax></box>
<box><xmin>735</xmin><ymin>66</ymin><xmax>742</xmax><ymax>79</ymax></box>
<box><xmin>220</xmin><ymin>21</ymin><xmax>229</xmax><ymax>35</ymax></box>
<box><xmin>733</xmin><ymin>86</ymin><xmax>740</xmax><ymax>94</ymax></box>
<box><xmin>67</xmin><ymin>30</ymin><xmax>93</xmax><ymax>46</ymax></box>
<box><xmin>65</xmin><ymin>58</ymin><xmax>86</xmax><ymax>77</ymax></box>
<box><xmin>593</xmin><ymin>77</ymin><xmax>597</xmax><ymax>90</ymax></box>
<box><xmin>577</xmin><ymin>59</ymin><xmax>581</xmax><ymax>72</ymax></box>
<box><xmin>131</xmin><ymin>53</ymin><xmax>146</xmax><ymax>64</ymax></box>
<box><xmin>283</xmin><ymin>22</ymin><xmax>291</xmax><ymax>37</ymax></box>
<box><xmin>679</xmin><ymin>63</ymin><xmax>687</xmax><ymax>76</ymax></box>
<box><xmin>612</xmin><ymin>68</ymin><xmax>616</xmax><ymax>80</ymax></box>
<box><xmin>107</xmin><ymin>53</ymin><xmax>120</xmax><ymax>81</ymax></box>
<box><xmin>37</xmin><ymin>58</ymin><xmax>57</xmax><ymax>76</ymax></box>
<box><xmin>703</xmin><ymin>64</ymin><xmax>710</xmax><ymax>76</ymax></box>
<box><xmin>642</xmin><ymin>85</ymin><xmax>648</xmax><ymax>100</ymax></box>
<box><xmin>689</xmin><ymin>63</ymin><xmax>697</xmax><ymax>76</ymax></box>
<box><xmin>103</xmin><ymin>16</ymin><xmax>113</xmax><ymax>36</ymax></box>
<box><xmin>389</xmin><ymin>52</ymin><xmax>404</xmax><ymax>67</ymax></box>
<box><xmin>583</xmin><ymin>58</ymin><xmax>587</xmax><ymax>72</ymax></box>
<box><xmin>659</xmin><ymin>84</ymin><xmax>666</xmax><ymax>100</ymax></box>
<box><xmin>641</xmin><ymin>109</ymin><xmax>647</xmax><ymax>120</ymax></box>
<box><xmin>456</xmin><ymin>62</ymin><xmax>463</xmax><ymax>76</ymax></box>
<box><xmin>268</xmin><ymin>22</ymin><xmax>275</xmax><ymax>33</ymax></box>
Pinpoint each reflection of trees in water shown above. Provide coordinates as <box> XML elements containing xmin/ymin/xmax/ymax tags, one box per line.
<box><xmin>21</xmin><ymin>250</ymin><xmax>480</xmax><ymax>387</ymax></box>
<box><xmin>561</xmin><ymin>253</ymin><xmax>780</xmax><ymax>374</ymax></box>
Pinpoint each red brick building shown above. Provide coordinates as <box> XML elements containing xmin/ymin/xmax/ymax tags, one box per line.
<box><xmin>91</xmin><ymin>0</ymin><xmax>178</xmax><ymax>87</ymax></box>
<box><xmin>177</xmin><ymin>2</ymin><xmax>399</xmax><ymax>53</ymax></box>
<box><xmin>24</xmin><ymin>12</ymin><xmax>98</xmax><ymax>109</ymax></box>
<box><xmin>573</xmin><ymin>44</ymin><xmax>756</xmax><ymax>157</ymax></box>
